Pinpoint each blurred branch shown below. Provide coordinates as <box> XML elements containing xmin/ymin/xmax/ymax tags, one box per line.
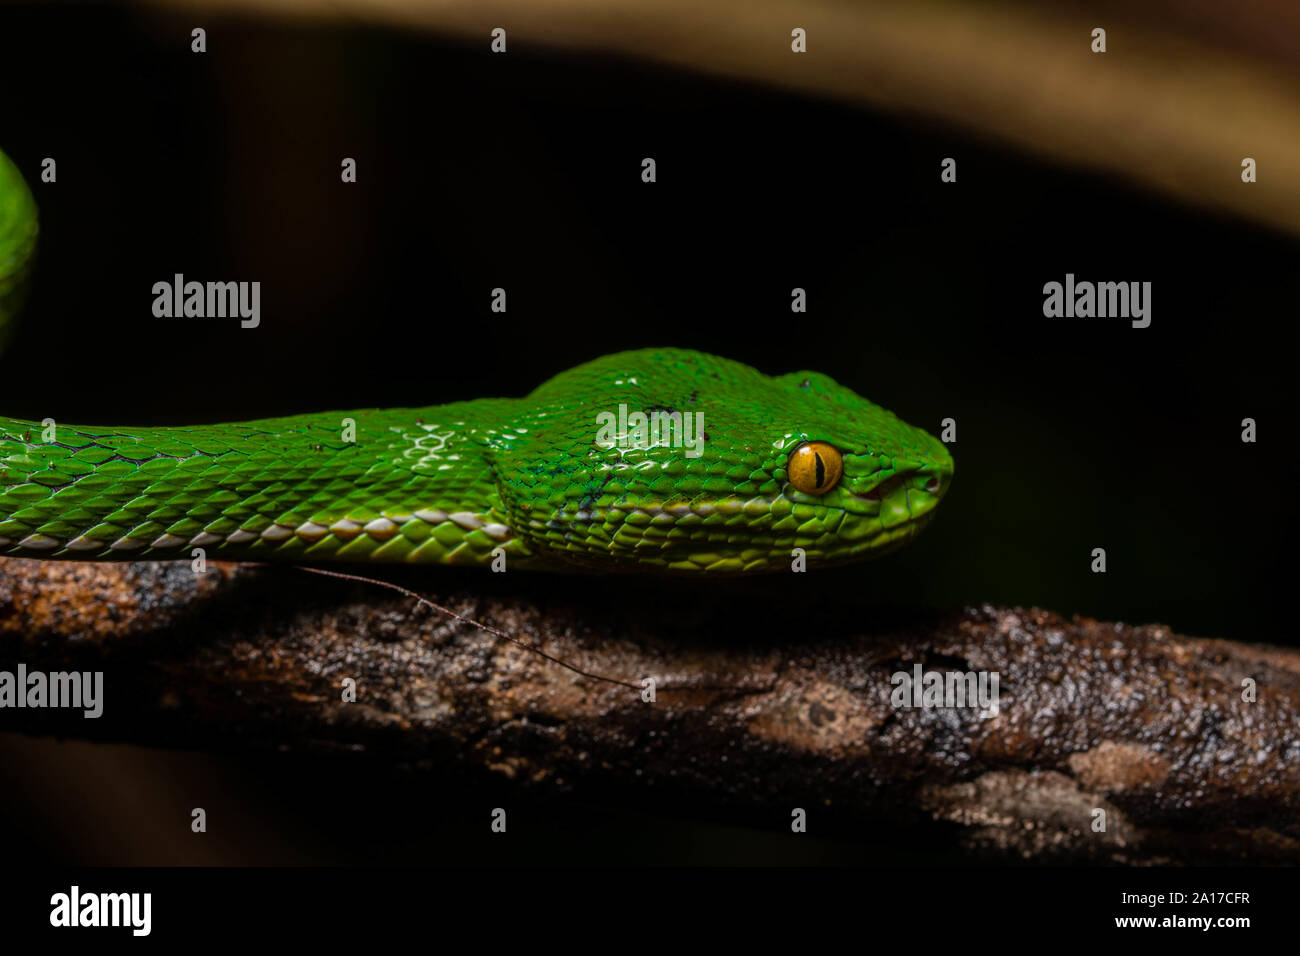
<box><xmin>146</xmin><ymin>0</ymin><xmax>1300</xmax><ymax>236</ymax></box>
<box><xmin>2</xmin><ymin>557</ymin><xmax>1298</xmax><ymax>863</ymax></box>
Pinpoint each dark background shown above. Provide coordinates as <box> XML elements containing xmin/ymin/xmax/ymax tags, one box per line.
<box><xmin>0</xmin><ymin>4</ymin><xmax>1294</xmax><ymax>865</ymax></box>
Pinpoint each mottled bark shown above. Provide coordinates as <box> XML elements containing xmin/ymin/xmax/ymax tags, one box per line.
<box><xmin>1</xmin><ymin>557</ymin><xmax>1296</xmax><ymax>864</ymax></box>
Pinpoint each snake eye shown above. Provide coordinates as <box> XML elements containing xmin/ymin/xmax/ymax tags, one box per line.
<box><xmin>787</xmin><ymin>441</ymin><xmax>843</xmax><ymax>495</ymax></box>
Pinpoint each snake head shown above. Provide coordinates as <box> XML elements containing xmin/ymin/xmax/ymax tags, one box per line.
<box><xmin>506</xmin><ymin>349</ymin><xmax>953</xmax><ymax>574</ymax></box>
<box><xmin>771</xmin><ymin>368</ymin><xmax>954</xmax><ymax>558</ymax></box>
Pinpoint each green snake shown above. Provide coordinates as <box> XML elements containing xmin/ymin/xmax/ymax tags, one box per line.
<box><xmin>0</xmin><ymin>148</ymin><xmax>952</xmax><ymax>574</ymax></box>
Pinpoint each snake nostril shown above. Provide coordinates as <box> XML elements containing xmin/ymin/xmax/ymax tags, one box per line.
<box><xmin>924</xmin><ymin>477</ymin><xmax>941</xmax><ymax>495</ymax></box>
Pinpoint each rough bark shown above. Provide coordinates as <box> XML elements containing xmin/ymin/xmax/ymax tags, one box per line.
<box><xmin>1</xmin><ymin>557</ymin><xmax>1296</xmax><ymax>864</ymax></box>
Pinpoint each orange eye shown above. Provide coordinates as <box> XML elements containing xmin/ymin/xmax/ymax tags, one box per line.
<box><xmin>787</xmin><ymin>441</ymin><xmax>843</xmax><ymax>495</ymax></box>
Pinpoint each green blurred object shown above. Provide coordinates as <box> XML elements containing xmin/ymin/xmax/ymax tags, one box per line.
<box><xmin>0</xmin><ymin>149</ymin><xmax>38</xmax><ymax>349</ymax></box>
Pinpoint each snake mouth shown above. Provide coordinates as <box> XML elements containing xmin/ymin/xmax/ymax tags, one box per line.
<box><xmin>854</xmin><ymin>475</ymin><xmax>903</xmax><ymax>502</ymax></box>
<box><xmin>844</xmin><ymin>465</ymin><xmax>950</xmax><ymax>536</ymax></box>
<box><xmin>852</xmin><ymin>473</ymin><xmax>945</xmax><ymax>503</ymax></box>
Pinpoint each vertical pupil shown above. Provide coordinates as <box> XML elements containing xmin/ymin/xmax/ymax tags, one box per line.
<box><xmin>813</xmin><ymin>451</ymin><xmax>825</xmax><ymax>488</ymax></box>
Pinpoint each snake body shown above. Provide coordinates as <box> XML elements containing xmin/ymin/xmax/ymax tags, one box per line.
<box><xmin>0</xmin><ymin>149</ymin><xmax>952</xmax><ymax>573</ymax></box>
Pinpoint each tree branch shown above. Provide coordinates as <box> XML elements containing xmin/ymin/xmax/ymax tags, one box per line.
<box><xmin>2</xmin><ymin>557</ymin><xmax>1296</xmax><ymax>863</ymax></box>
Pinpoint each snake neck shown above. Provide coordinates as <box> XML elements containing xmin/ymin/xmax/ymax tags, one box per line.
<box><xmin>0</xmin><ymin>401</ymin><xmax>545</xmax><ymax>567</ymax></box>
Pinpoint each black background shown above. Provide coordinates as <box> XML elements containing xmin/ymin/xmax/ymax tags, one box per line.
<box><xmin>0</xmin><ymin>3</ymin><xmax>1295</xmax><ymax>867</ymax></box>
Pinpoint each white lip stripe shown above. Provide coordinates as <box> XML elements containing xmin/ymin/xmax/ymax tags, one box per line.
<box><xmin>0</xmin><ymin>510</ymin><xmax>519</xmax><ymax>554</ymax></box>
<box><xmin>295</xmin><ymin>522</ymin><xmax>329</xmax><ymax>542</ymax></box>
<box><xmin>363</xmin><ymin>518</ymin><xmax>398</xmax><ymax>538</ymax></box>
<box><xmin>44</xmin><ymin>509</ymin><xmax>521</xmax><ymax>553</ymax></box>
